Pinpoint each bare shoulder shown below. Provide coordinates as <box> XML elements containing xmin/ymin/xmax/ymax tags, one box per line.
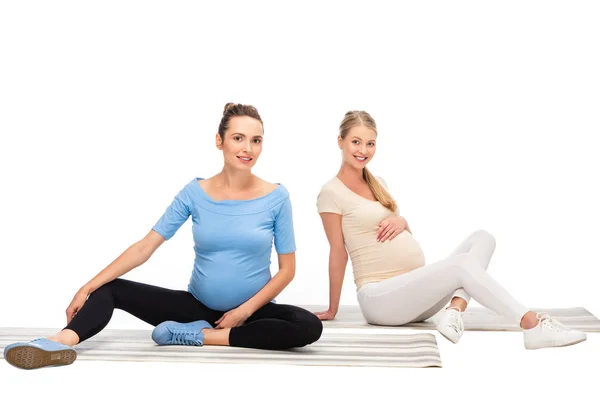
<box><xmin>197</xmin><ymin>175</ymin><xmax>217</xmax><ymax>190</ymax></box>
<box><xmin>254</xmin><ymin>176</ymin><xmax>279</xmax><ymax>196</ymax></box>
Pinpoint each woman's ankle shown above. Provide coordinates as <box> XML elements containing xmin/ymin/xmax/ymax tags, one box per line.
<box><xmin>47</xmin><ymin>329</ymin><xmax>80</xmax><ymax>346</ymax></box>
<box><xmin>202</xmin><ymin>327</ymin><xmax>230</xmax><ymax>346</ymax></box>
<box><xmin>520</xmin><ymin>311</ymin><xmax>540</xmax><ymax>330</ymax></box>
<box><xmin>449</xmin><ymin>297</ymin><xmax>467</xmax><ymax>312</ymax></box>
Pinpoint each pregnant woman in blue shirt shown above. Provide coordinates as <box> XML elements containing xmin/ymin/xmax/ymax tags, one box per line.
<box><xmin>4</xmin><ymin>103</ymin><xmax>323</xmax><ymax>370</ymax></box>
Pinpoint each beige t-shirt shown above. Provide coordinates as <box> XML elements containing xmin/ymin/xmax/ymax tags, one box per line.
<box><xmin>317</xmin><ymin>176</ymin><xmax>426</xmax><ymax>290</ymax></box>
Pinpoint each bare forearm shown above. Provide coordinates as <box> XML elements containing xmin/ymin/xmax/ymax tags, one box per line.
<box><xmin>242</xmin><ymin>268</ymin><xmax>294</xmax><ymax>314</ymax></box>
<box><xmin>81</xmin><ymin>242</ymin><xmax>150</xmax><ymax>294</ymax></box>
<box><xmin>328</xmin><ymin>250</ymin><xmax>348</xmax><ymax>314</ymax></box>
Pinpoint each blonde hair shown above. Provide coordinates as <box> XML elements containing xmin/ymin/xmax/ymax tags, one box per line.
<box><xmin>339</xmin><ymin>111</ymin><xmax>397</xmax><ymax>213</ymax></box>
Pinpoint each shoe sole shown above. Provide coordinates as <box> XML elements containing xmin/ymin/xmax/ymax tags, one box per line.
<box><xmin>525</xmin><ymin>337</ymin><xmax>587</xmax><ymax>350</ymax></box>
<box><xmin>4</xmin><ymin>346</ymin><xmax>77</xmax><ymax>369</ymax></box>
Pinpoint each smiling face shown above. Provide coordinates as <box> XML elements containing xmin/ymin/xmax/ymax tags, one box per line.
<box><xmin>339</xmin><ymin>125</ymin><xmax>377</xmax><ymax>170</ymax></box>
<box><xmin>216</xmin><ymin>115</ymin><xmax>264</xmax><ymax>171</ymax></box>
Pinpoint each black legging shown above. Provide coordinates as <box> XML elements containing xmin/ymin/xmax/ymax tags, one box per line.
<box><xmin>65</xmin><ymin>278</ymin><xmax>323</xmax><ymax>350</ymax></box>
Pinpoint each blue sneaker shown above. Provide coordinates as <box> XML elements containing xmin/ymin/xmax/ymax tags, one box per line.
<box><xmin>3</xmin><ymin>338</ymin><xmax>77</xmax><ymax>370</ymax></box>
<box><xmin>152</xmin><ymin>320</ymin><xmax>212</xmax><ymax>346</ymax></box>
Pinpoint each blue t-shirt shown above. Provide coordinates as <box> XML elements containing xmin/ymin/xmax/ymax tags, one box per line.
<box><xmin>152</xmin><ymin>178</ymin><xmax>296</xmax><ymax>311</ymax></box>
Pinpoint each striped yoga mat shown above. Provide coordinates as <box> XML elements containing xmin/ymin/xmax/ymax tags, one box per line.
<box><xmin>0</xmin><ymin>328</ymin><xmax>442</xmax><ymax>368</ymax></box>
<box><xmin>302</xmin><ymin>305</ymin><xmax>600</xmax><ymax>332</ymax></box>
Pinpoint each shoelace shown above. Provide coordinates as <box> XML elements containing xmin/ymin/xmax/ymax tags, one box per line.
<box><xmin>31</xmin><ymin>338</ymin><xmax>52</xmax><ymax>344</ymax></box>
<box><xmin>447</xmin><ymin>308</ymin><xmax>464</xmax><ymax>334</ymax></box>
<box><xmin>170</xmin><ymin>330</ymin><xmax>202</xmax><ymax>345</ymax></box>
<box><xmin>536</xmin><ymin>312</ymin><xmax>568</xmax><ymax>332</ymax></box>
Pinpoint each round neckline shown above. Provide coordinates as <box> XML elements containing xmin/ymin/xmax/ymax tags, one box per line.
<box><xmin>334</xmin><ymin>176</ymin><xmax>379</xmax><ymax>203</ymax></box>
<box><xmin>194</xmin><ymin>177</ymin><xmax>282</xmax><ymax>205</ymax></box>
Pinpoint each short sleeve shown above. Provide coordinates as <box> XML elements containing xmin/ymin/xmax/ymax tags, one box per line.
<box><xmin>152</xmin><ymin>186</ymin><xmax>193</xmax><ymax>240</ymax></box>
<box><xmin>273</xmin><ymin>196</ymin><xmax>296</xmax><ymax>254</ymax></box>
<box><xmin>316</xmin><ymin>187</ymin><xmax>342</xmax><ymax>215</ymax></box>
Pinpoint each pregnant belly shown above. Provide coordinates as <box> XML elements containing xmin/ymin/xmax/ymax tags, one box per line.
<box><xmin>188</xmin><ymin>267</ymin><xmax>271</xmax><ymax>312</ymax></box>
<box><xmin>351</xmin><ymin>230</ymin><xmax>426</xmax><ymax>272</ymax></box>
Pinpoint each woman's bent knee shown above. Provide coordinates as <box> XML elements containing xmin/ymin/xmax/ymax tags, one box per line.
<box><xmin>296</xmin><ymin>311</ymin><xmax>323</xmax><ymax>347</ymax></box>
<box><xmin>473</xmin><ymin>229</ymin><xmax>496</xmax><ymax>249</ymax></box>
<box><xmin>86</xmin><ymin>278</ymin><xmax>125</xmax><ymax>301</ymax></box>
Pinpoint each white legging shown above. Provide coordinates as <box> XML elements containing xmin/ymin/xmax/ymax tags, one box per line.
<box><xmin>357</xmin><ymin>230</ymin><xmax>529</xmax><ymax>326</ymax></box>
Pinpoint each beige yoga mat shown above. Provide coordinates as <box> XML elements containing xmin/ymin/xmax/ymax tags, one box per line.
<box><xmin>0</xmin><ymin>328</ymin><xmax>442</xmax><ymax>368</ymax></box>
<box><xmin>302</xmin><ymin>305</ymin><xmax>600</xmax><ymax>332</ymax></box>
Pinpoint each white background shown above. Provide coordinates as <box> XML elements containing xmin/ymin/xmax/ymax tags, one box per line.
<box><xmin>1</xmin><ymin>1</ymin><xmax>598</xmax><ymax>398</ymax></box>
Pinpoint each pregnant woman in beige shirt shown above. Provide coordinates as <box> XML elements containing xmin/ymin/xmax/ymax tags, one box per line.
<box><xmin>315</xmin><ymin>110</ymin><xmax>586</xmax><ymax>350</ymax></box>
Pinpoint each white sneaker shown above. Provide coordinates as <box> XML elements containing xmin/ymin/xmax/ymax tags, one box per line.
<box><xmin>436</xmin><ymin>307</ymin><xmax>464</xmax><ymax>344</ymax></box>
<box><xmin>523</xmin><ymin>312</ymin><xmax>587</xmax><ymax>350</ymax></box>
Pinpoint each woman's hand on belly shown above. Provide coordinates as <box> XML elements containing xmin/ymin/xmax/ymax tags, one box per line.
<box><xmin>376</xmin><ymin>215</ymin><xmax>408</xmax><ymax>242</ymax></box>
